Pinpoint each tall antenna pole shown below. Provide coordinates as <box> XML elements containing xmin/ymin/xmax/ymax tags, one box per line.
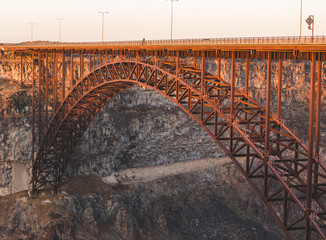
<box><xmin>28</xmin><ymin>23</ymin><xmax>36</xmax><ymax>41</ymax></box>
<box><xmin>56</xmin><ymin>18</ymin><xmax>64</xmax><ymax>42</ymax></box>
<box><xmin>300</xmin><ymin>0</ymin><xmax>303</xmax><ymax>42</ymax></box>
<box><xmin>98</xmin><ymin>11</ymin><xmax>109</xmax><ymax>42</ymax></box>
<box><xmin>167</xmin><ymin>0</ymin><xmax>179</xmax><ymax>40</ymax></box>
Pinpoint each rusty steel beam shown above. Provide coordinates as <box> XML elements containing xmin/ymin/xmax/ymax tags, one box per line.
<box><xmin>176</xmin><ymin>51</ymin><xmax>180</xmax><ymax>75</ymax></box>
<box><xmin>230</xmin><ymin>52</ymin><xmax>235</xmax><ymax>117</ymax></box>
<box><xmin>45</xmin><ymin>52</ymin><xmax>49</xmax><ymax>129</ymax></box>
<box><xmin>62</xmin><ymin>51</ymin><xmax>66</xmax><ymax>101</ymax></box>
<box><xmin>89</xmin><ymin>52</ymin><xmax>92</xmax><ymax>72</ymax></box>
<box><xmin>93</xmin><ymin>50</ymin><xmax>95</xmax><ymax>69</ymax></box>
<box><xmin>155</xmin><ymin>51</ymin><xmax>158</xmax><ymax>66</ymax></box>
<box><xmin>71</xmin><ymin>51</ymin><xmax>74</xmax><ymax>91</ymax></box>
<box><xmin>31</xmin><ymin>53</ymin><xmax>35</xmax><ymax>167</ymax></box>
<box><xmin>314</xmin><ymin>60</ymin><xmax>322</xmax><ymax>196</ymax></box>
<box><xmin>80</xmin><ymin>51</ymin><xmax>84</xmax><ymax>78</ymax></box>
<box><xmin>305</xmin><ymin>52</ymin><xmax>316</xmax><ymax>240</ymax></box>
<box><xmin>315</xmin><ymin>60</ymin><xmax>322</xmax><ymax>156</ymax></box>
<box><xmin>264</xmin><ymin>52</ymin><xmax>272</xmax><ymax>197</ymax></box>
<box><xmin>20</xmin><ymin>54</ymin><xmax>23</xmax><ymax>86</ymax></box>
<box><xmin>217</xmin><ymin>55</ymin><xmax>221</xmax><ymax>78</ymax></box>
<box><xmin>277</xmin><ymin>59</ymin><xmax>283</xmax><ymax>120</ymax></box>
<box><xmin>37</xmin><ymin>53</ymin><xmax>42</xmax><ymax>147</ymax></box>
<box><xmin>201</xmin><ymin>51</ymin><xmax>205</xmax><ymax>93</ymax></box>
<box><xmin>54</xmin><ymin>53</ymin><xmax>58</xmax><ymax>112</ymax></box>
<box><xmin>245</xmin><ymin>55</ymin><xmax>249</xmax><ymax>94</ymax></box>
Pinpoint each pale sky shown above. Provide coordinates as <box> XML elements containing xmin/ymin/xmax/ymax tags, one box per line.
<box><xmin>1</xmin><ymin>0</ymin><xmax>325</xmax><ymax>43</ymax></box>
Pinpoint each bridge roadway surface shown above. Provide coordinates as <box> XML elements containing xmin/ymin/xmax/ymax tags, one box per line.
<box><xmin>2</xmin><ymin>36</ymin><xmax>326</xmax><ymax>60</ymax></box>
<box><xmin>2</xmin><ymin>37</ymin><xmax>326</xmax><ymax>240</ymax></box>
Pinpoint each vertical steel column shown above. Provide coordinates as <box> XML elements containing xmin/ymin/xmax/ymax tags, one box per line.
<box><xmin>305</xmin><ymin>52</ymin><xmax>316</xmax><ymax>240</ymax></box>
<box><xmin>201</xmin><ymin>51</ymin><xmax>205</xmax><ymax>93</ymax></box>
<box><xmin>277</xmin><ymin>59</ymin><xmax>283</xmax><ymax>120</ymax></box>
<box><xmin>314</xmin><ymin>60</ymin><xmax>322</xmax><ymax>194</ymax></box>
<box><xmin>176</xmin><ymin>51</ymin><xmax>180</xmax><ymax>101</ymax></box>
<box><xmin>176</xmin><ymin>51</ymin><xmax>180</xmax><ymax>75</ymax></box>
<box><xmin>193</xmin><ymin>56</ymin><xmax>197</xmax><ymax>68</ymax></box>
<box><xmin>93</xmin><ymin>50</ymin><xmax>96</xmax><ymax>68</ymax></box>
<box><xmin>62</xmin><ymin>51</ymin><xmax>66</xmax><ymax>101</ymax></box>
<box><xmin>214</xmin><ymin>111</ymin><xmax>218</xmax><ymax>137</ymax></box>
<box><xmin>244</xmin><ymin>54</ymin><xmax>250</xmax><ymax>121</ymax></box>
<box><xmin>264</xmin><ymin>52</ymin><xmax>272</xmax><ymax>197</ymax></box>
<box><xmin>89</xmin><ymin>51</ymin><xmax>92</xmax><ymax>72</ymax></box>
<box><xmin>245</xmin><ymin>55</ymin><xmax>249</xmax><ymax>94</ymax></box>
<box><xmin>53</xmin><ymin>53</ymin><xmax>58</xmax><ymax>112</ymax></box>
<box><xmin>38</xmin><ymin>53</ymin><xmax>42</xmax><ymax>147</ymax></box>
<box><xmin>70</xmin><ymin>51</ymin><xmax>74</xmax><ymax>90</ymax></box>
<box><xmin>20</xmin><ymin>54</ymin><xmax>23</xmax><ymax>86</ymax></box>
<box><xmin>31</xmin><ymin>53</ymin><xmax>35</xmax><ymax>166</ymax></box>
<box><xmin>217</xmin><ymin>56</ymin><xmax>221</xmax><ymax>78</ymax></box>
<box><xmin>283</xmin><ymin>191</ymin><xmax>288</xmax><ymax>227</ymax></box>
<box><xmin>230</xmin><ymin>52</ymin><xmax>235</xmax><ymax>117</ymax></box>
<box><xmin>230</xmin><ymin>52</ymin><xmax>236</xmax><ymax>153</ymax></box>
<box><xmin>45</xmin><ymin>52</ymin><xmax>49</xmax><ymax>129</ymax></box>
<box><xmin>246</xmin><ymin>144</ymin><xmax>250</xmax><ymax>174</ymax></box>
<box><xmin>80</xmin><ymin>51</ymin><xmax>84</xmax><ymax>78</ymax></box>
<box><xmin>201</xmin><ymin>51</ymin><xmax>206</xmax><ymax>121</ymax></box>
<box><xmin>99</xmin><ymin>52</ymin><xmax>103</xmax><ymax>65</ymax></box>
<box><xmin>155</xmin><ymin>51</ymin><xmax>158</xmax><ymax>66</ymax></box>
<box><xmin>106</xmin><ymin>51</ymin><xmax>109</xmax><ymax>64</ymax></box>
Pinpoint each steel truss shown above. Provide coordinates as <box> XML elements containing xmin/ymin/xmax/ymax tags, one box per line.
<box><xmin>24</xmin><ymin>50</ymin><xmax>325</xmax><ymax>240</ymax></box>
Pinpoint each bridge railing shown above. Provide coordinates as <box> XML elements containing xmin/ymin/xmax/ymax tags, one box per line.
<box><xmin>99</xmin><ymin>35</ymin><xmax>326</xmax><ymax>46</ymax></box>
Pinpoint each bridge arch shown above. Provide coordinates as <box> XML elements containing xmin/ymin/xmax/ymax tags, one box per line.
<box><xmin>33</xmin><ymin>60</ymin><xmax>326</xmax><ymax>239</ymax></box>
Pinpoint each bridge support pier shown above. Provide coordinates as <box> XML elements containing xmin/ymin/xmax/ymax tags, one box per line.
<box><xmin>277</xmin><ymin>59</ymin><xmax>283</xmax><ymax>120</ymax></box>
<box><xmin>217</xmin><ymin>55</ymin><xmax>221</xmax><ymax>79</ymax></box>
<box><xmin>314</xmin><ymin>60</ymin><xmax>322</xmax><ymax>196</ymax></box>
<box><xmin>264</xmin><ymin>52</ymin><xmax>272</xmax><ymax>198</ymax></box>
<box><xmin>305</xmin><ymin>52</ymin><xmax>316</xmax><ymax>240</ymax></box>
<box><xmin>245</xmin><ymin>54</ymin><xmax>249</xmax><ymax>95</ymax></box>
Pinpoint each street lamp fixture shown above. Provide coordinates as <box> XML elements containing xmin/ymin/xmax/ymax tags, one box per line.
<box><xmin>27</xmin><ymin>23</ymin><xmax>36</xmax><ymax>42</ymax></box>
<box><xmin>56</xmin><ymin>18</ymin><xmax>64</xmax><ymax>42</ymax></box>
<box><xmin>306</xmin><ymin>15</ymin><xmax>314</xmax><ymax>43</ymax></box>
<box><xmin>167</xmin><ymin>0</ymin><xmax>179</xmax><ymax>41</ymax></box>
<box><xmin>98</xmin><ymin>11</ymin><xmax>109</xmax><ymax>42</ymax></box>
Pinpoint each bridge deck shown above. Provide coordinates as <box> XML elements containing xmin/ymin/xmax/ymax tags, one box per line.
<box><xmin>2</xmin><ymin>36</ymin><xmax>326</xmax><ymax>53</ymax></box>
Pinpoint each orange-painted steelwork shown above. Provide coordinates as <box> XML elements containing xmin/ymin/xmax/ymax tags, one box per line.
<box><xmin>3</xmin><ymin>38</ymin><xmax>326</xmax><ymax>239</ymax></box>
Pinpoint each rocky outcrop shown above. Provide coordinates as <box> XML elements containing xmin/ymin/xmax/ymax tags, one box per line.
<box><xmin>67</xmin><ymin>87</ymin><xmax>223</xmax><ymax>178</ymax></box>
<box><xmin>0</xmin><ymin>160</ymin><xmax>285</xmax><ymax>240</ymax></box>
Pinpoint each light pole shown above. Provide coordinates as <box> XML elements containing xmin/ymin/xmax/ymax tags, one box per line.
<box><xmin>56</xmin><ymin>18</ymin><xmax>64</xmax><ymax>42</ymax></box>
<box><xmin>167</xmin><ymin>0</ymin><xmax>179</xmax><ymax>40</ymax></box>
<box><xmin>306</xmin><ymin>15</ymin><xmax>314</xmax><ymax>43</ymax></box>
<box><xmin>300</xmin><ymin>0</ymin><xmax>302</xmax><ymax>42</ymax></box>
<box><xmin>28</xmin><ymin>23</ymin><xmax>36</xmax><ymax>41</ymax></box>
<box><xmin>98</xmin><ymin>11</ymin><xmax>109</xmax><ymax>42</ymax></box>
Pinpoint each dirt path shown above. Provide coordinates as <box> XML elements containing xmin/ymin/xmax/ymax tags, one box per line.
<box><xmin>102</xmin><ymin>157</ymin><xmax>231</xmax><ymax>185</ymax></box>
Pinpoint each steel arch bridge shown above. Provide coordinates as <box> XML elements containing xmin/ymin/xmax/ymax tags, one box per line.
<box><xmin>3</xmin><ymin>39</ymin><xmax>326</xmax><ymax>239</ymax></box>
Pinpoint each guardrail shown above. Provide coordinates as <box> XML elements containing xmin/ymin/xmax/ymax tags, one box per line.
<box><xmin>8</xmin><ymin>36</ymin><xmax>326</xmax><ymax>49</ymax></box>
<box><xmin>79</xmin><ymin>36</ymin><xmax>326</xmax><ymax>46</ymax></box>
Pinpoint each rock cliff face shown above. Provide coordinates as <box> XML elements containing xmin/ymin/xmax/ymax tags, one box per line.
<box><xmin>0</xmin><ymin>162</ymin><xmax>285</xmax><ymax>240</ymax></box>
<box><xmin>67</xmin><ymin>87</ymin><xmax>223</xmax><ymax>178</ymax></box>
<box><xmin>0</xmin><ymin>51</ymin><xmax>325</xmax><ymax>239</ymax></box>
